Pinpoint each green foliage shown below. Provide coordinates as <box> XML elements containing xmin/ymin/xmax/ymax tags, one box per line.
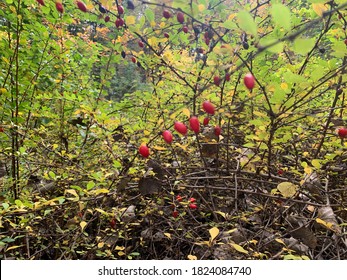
<box><xmin>0</xmin><ymin>0</ymin><xmax>347</xmax><ymax>260</ymax></box>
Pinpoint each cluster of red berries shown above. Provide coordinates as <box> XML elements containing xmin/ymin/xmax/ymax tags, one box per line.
<box><xmin>138</xmin><ymin>100</ymin><xmax>220</xmax><ymax>158</ymax></box>
<box><xmin>47</xmin><ymin>1</ymin><xmax>89</xmax><ymax>14</ymax></box>
<box><xmin>138</xmin><ymin>73</ymin><xmax>256</xmax><ymax>158</ymax></box>
<box><xmin>172</xmin><ymin>195</ymin><xmax>198</xmax><ymax>218</ymax></box>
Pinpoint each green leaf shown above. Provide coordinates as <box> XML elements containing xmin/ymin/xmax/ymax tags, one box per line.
<box><xmin>311</xmin><ymin>159</ymin><xmax>321</xmax><ymax>169</ymax></box>
<box><xmin>86</xmin><ymin>181</ymin><xmax>95</xmax><ymax>190</ymax></box>
<box><xmin>237</xmin><ymin>11</ymin><xmax>257</xmax><ymax>37</ymax></box>
<box><xmin>15</xmin><ymin>199</ymin><xmax>23</xmax><ymax>207</ymax></box>
<box><xmin>259</xmin><ymin>38</ymin><xmax>284</xmax><ymax>53</ymax></box>
<box><xmin>48</xmin><ymin>171</ymin><xmax>56</xmax><ymax>179</ymax></box>
<box><xmin>222</xmin><ymin>19</ymin><xmax>237</xmax><ymax>30</ymax></box>
<box><xmin>283</xmin><ymin>70</ymin><xmax>307</xmax><ymax>84</ymax></box>
<box><xmin>293</xmin><ymin>38</ymin><xmax>316</xmax><ymax>55</ymax></box>
<box><xmin>145</xmin><ymin>9</ymin><xmax>155</xmax><ymax>23</ymax></box>
<box><xmin>307</xmin><ymin>0</ymin><xmax>326</xmax><ymax>3</ymax></box>
<box><xmin>271</xmin><ymin>4</ymin><xmax>291</xmax><ymax>31</ymax></box>
<box><xmin>2</xmin><ymin>203</ymin><xmax>9</xmax><ymax>210</ymax></box>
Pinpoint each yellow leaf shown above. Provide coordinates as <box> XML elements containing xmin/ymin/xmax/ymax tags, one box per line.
<box><xmin>175</xmin><ymin>143</ymin><xmax>188</xmax><ymax>151</ymax></box>
<box><xmin>94</xmin><ymin>189</ymin><xmax>110</xmax><ymax>195</ymax></box>
<box><xmin>65</xmin><ymin>189</ymin><xmax>78</xmax><ymax>197</ymax></box>
<box><xmin>304</xmin><ymin>166</ymin><xmax>312</xmax><ymax>174</ymax></box>
<box><xmin>194</xmin><ymin>241</ymin><xmax>210</xmax><ymax>246</ymax></box>
<box><xmin>230</xmin><ymin>243</ymin><xmax>248</xmax><ymax>254</ymax></box>
<box><xmin>311</xmin><ymin>159</ymin><xmax>321</xmax><ymax>169</ymax></box>
<box><xmin>312</xmin><ymin>3</ymin><xmax>328</xmax><ymax>17</ymax></box>
<box><xmin>198</xmin><ymin>4</ymin><xmax>205</xmax><ymax>11</ymax></box>
<box><xmin>182</xmin><ymin>108</ymin><xmax>190</xmax><ymax>117</ymax></box>
<box><xmin>187</xmin><ymin>254</ymin><xmax>197</xmax><ymax>260</ymax></box>
<box><xmin>209</xmin><ymin>227</ymin><xmax>219</xmax><ymax>242</ymax></box>
<box><xmin>228</xmin><ymin>14</ymin><xmax>236</xmax><ymax>20</ymax></box>
<box><xmin>95</xmin><ymin>208</ymin><xmax>108</xmax><ymax>215</ymax></box>
<box><xmin>115</xmin><ymin>246</ymin><xmax>125</xmax><ymax>250</ymax></box>
<box><xmin>275</xmin><ymin>238</ymin><xmax>286</xmax><ymax>246</ymax></box>
<box><xmin>5</xmin><ymin>245</ymin><xmax>24</xmax><ymax>252</ymax></box>
<box><xmin>214</xmin><ymin>211</ymin><xmax>227</xmax><ymax>219</ymax></box>
<box><xmin>316</xmin><ymin>218</ymin><xmax>331</xmax><ymax>228</ymax></box>
<box><xmin>118</xmin><ymin>251</ymin><xmax>125</xmax><ymax>256</ymax></box>
<box><xmin>125</xmin><ymin>16</ymin><xmax>136</xmax><ymax>25</ymax></box>
<box><xmin>164</xmin><ymin>233</ymin><xmax>171</xmax><ymax>239</ymax></box>
<box><xmin>316</xmin><ymin>218</ymin><xmax>339</xmax><ymax>233</ymax></box>
<box><xmin>229</xmin><ymin>243</ymin><xmax>248</xmax><ymax>254</ymax></box>
<box><xmin>65</xmin><ymin>189</ymin><xmax>79</xmax><ymax>201</ymax></box>
<box><xmin>97</xmin><ymin>242</ymin><xmax>104</xmax><ymax>248</ymax></box>
<box><xmin>281</xmin><ymin>83</ymin><xmax>288</xmax><ymax>90</ymax></box>
<box><xmin>277</xmin><ymin>182</ymin><xmax>298</xmax><ymax>198</ymax></box>
<box><xmin>80</xmin><ymin>221</ymin><xmax>87</xmax><ymax>231</ymax></box>
<box><xmin>152</xmin><ymin>145</ymin><xmax>167</xmax><ymax>151</ymax></box>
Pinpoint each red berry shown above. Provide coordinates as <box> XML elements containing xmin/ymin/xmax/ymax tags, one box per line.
<box><xmin>214</xmin><ymin>76</ymin><xmax>221</xmax><ymax>86</ymax></box>
<box><xmin>176</xmin><ymin>195</ymin><xmax>183</xmax><ymax>202</ymax></box>
<box><xmin>214</xmin><ymin>126</ymin><xmax>222</xmax><ymax>136</ymax></box>
<box><xmin>162</xmin><ymin>130</ymin><xmax>173</xmax><ymax>144</ymax></box>
<box><xmin>177</xmin><ymin>12</ymin><xmax>184</xmax><ymax>24</ymax></box>
<box><xmin>131</xmin><ymin>56</ymin><xmax>137</xmax><ymax>63</ymax></box>
<box><xmin>197</xmin><ymin>48</ymin><xmax>204</xmax><ymax>54</ymax></box>
<box><xmin>189</xmin><ymin>203</ymin><xmax>197</xmax><ymax>210</ymax></box>
<box><xmin>77</xmin><ymin>1</ymin><xmax>87</xmax><ymax>12</ymax></box>
<box><xmin>110</xmin><ymin>218</ymin><xmax>116</xmax><ymax>229</ymax></box>
<box><xmin>164</xmin><ymin>32</ymin><xmax>170</xmax><ymax>38</ymax></box>
<box><xmin>203</xmin><ymin>117</ymin><xmax>210</xmax><ymax>126</ymax></box>
<box><xmin>344</xmin><ymin>39</ymin><xmax>347</xmax><ymax>45</ymax></box>
<box><xmin>163</xmin><ymin>10</ymin><xmax>171</xmax><ymax>19</ymax></box>
<box><xmin>189</xmin><ymin>197</ymin><xmax>196</xmax><ymax>203</ymax></box>
<box><xmin>244</xmin><ymin>73</ymin><xmax>255</xmax><ymax>90</ymax></box>
<box><xmin>174</xmin><ymin>121</ymin><xmax>188</xmax><ymax>135</ymax></box>
<box><xmin>205</xmin><ymin>38</ymin><xmax>210</xmax><ymax>45</ymax></box>
<box><xmin>55</xmin><ymin>2</ymin><xmax>64</xmax><ymax>13</ymax></box>
<box><xmin>225</xmin><ymin>73</ymin><xmax>231</xmax><ymax>81</ymax></box>
<box><xmin>0</xmin><ymin>127</ymin><xmax>4</xmax><ymax>133</ymax></box>
<box><xmin>138</xmin><ymin>40</ymin><xmax>144</xmax><ymax>48</ymax></box>
<box><xmin>338</xmin><ymin>127</ymin><xmax>347</xmax><ymax>138</ymax></box>
<box><xmin>104</xmin><ymin>15</ymin><xmax>110</xmax><ymax>22</ymax></box>
<box><xmin>189</xmin><ymin>116</ymin><xmax>200</xmax><ymax>134</ymax></box>
<box><xmin>172</xmin><ymin>210</ymin><xmax>179</xmax><ymax>218</ymax></box>
<box><xmin>277</xmin><ymin>169</ymin><xmax>284</xmax><ymax>176</ymax></box>
<box><xmin>182</xmin><ymin>26</ymin><xmax>189</xmax><ymax>33</ymax></box>
<box><xmin>36</xmin><ymin>0</ymin><xmax>45</xmax><ymax>5</ymax></box>
<box><xmin>117</xmin><ymin>5</ymin><xmax>124</xmax><ymax>14</ymax></box>
<box><xmin>115</xmin><ymin>18</ymin><xmax>124</xmax><ymax>28</ymax></box>
<box><xmin>202</xmin><ymin>101</ymin><xmax>215</xmax><ymax>115</ymax></box>
<box><xmin>139</xmin><ymin>144</ymin><xmax>150</xmax><ymax>158</ymax></box>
